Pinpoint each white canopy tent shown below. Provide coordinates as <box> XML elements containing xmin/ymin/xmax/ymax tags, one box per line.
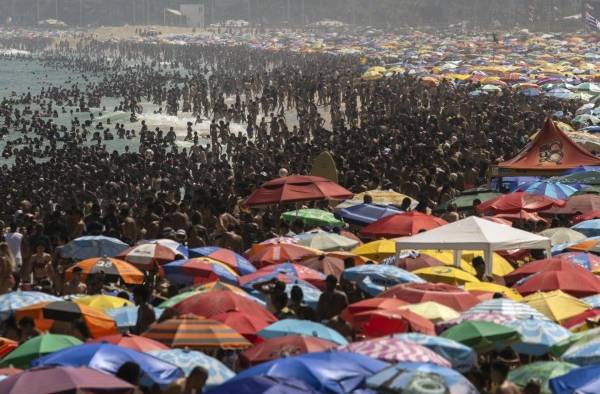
<box><xmin>394</xmin><ymin>216</ymin><xmax>552</xmax><ymax>276</ymax></box>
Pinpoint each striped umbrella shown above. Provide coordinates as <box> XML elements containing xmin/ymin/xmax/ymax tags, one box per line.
<box><xmin>147</xmin><ymin>349</ymin><xmax>234</xmax><ymax>388</ymax></box>
<box><xmin>0</xmin><ymin>292</ymin><xmax>61</xmax><ymax>320</ymax></box>
<box><xmin>505</xmin><ymin>318</ymin><xmax>572</xmax><ymax>356</ymax></box>
<box><xmin>163</xmin><ymin>258</ymin><xmax>239</xmax><ymax>286</ymax></box>
<box><xmin>516</xmin><ymin>181</ymin><xmax>578</xmax><ymax>200</ymax></box>
<box><xmin>246</xmin><ymin>243</ymin><xmax>320</xmax><ymax>268</ymax></box>
<box><xmin>189</xmin><ymin>247</ymin><xmax>256</xmax><ymax>275</ymax></box>
<box><xmin>239</xmin><ymin>263</ymin><xmax>326</xmax><ymax>290</ymax></box>
<box><xmin>61</xmin><ymin>236</ymin><xmax>129</xmax><ymax>260</ymax></box>
<box><xmin>65</xmin><ymin>257</ymin><xmax>144</xmax><ymax>285</ymax></box>
<box><xmin>158</xmin><ymin>281</ymin><xmax>255</xmax><ymax>309</ymax></box>
<box><xmin>117</xmin><ymin>243</ymin><xmax>179</xmax><ymax>270</ymax></box>
<box><xmin>142</xmin><ymin>314</ymin><xmax>251</xmax><ymax>350</ymax></box>
<box><xmin>212</xmin><ymin>311</ymin><xmax>273</xmax><ymax>343</ymax></box>
<box><xmin>562</xmin><ymin>336</ymin><xmax>600</xmax><ymax>365</ymax></box>
<box><xmin>457</xmin><ymin>312</ymin><xmax>516</xmax><ymax>325</ymax></box>
<box><xmin>89</xmin><ymin>333</ymin><xmax>168</xmax><ymax>352</ymax></box>
<box><xmin>463</xmin><ymin>298</ymin><xmax>551</xmax><ymax>321</ymax></box>
<box><xmin>239</xmin><ymin>336</ymin><xmax>338</xmax><ymax>366</ymax></box>
<box><xmin>294</xmin><ymin>230</ymin><xmax>358</xmax><ymax>252</ymax></box>
<box><xmin>340</xmin><ymin>337</ymin><xmax>451</xmax><ymax>367</ymax></box>
<box><xmin>137</xmin><ymin>239</ymin><xmax>189</xmax><ymax>258</ymax></box>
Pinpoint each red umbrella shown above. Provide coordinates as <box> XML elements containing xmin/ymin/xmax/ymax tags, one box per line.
<box><xmin>297</xmin><ymin>255</ymin><xmax>345</xmax><ymax>279</ymax></box>
<box><xmin>340</xmin><ymin>298</ymin><xmax>408</xmax><ymax>325</ymax></box>
<box><xmin>116</xmin><ymin>244</ymin><xmax>178</xmax><ymax>270</ymax></box>
<box><xmin>515</xmin><ymin>270</ymin><xmax>600</xmax><ymax>297</ymax></box>
<box><xmin>88</xmin><ymin>333</ymin><xmax>169</xmax><ymax>352</ymax></box>
<box><xmin>172</xmin><ymin>290</ymin><xmax>276</xmax><ymax>323</ymax></box>
<box><xmin>213</xmin><ymin>311</ymin><xmax>275</xmax><ymax>343</ymax></box>
<box><xmin>573</xmin><ymin>210</ymin><xmax>600</xmax><ymax>224</ymax></box>
<box><xmin>476</xmin><ymin>192</ymin><xmax>565</xmax><ymax>215</ymax></box>
<box><xmin>239</xmin><ymin>335</ymin><xmax>338</xmax><ymax>366</ymax></box>
<box><xmin>379</xmin><ymin>283</ymin><xmax>481</xmax><ymax>312</ymax></box>
<box><xmin>396</xmin><ymin>254</ymin><xmax>445</xmax><ymax>272</ymax></box>
<box><xmin>239</xmin><ymin>263</ymin><xmax>326</xmax><ymax>290</ymax></box>
<box><xmin>246</xmin><ymin>243</ymin><xmax>320</xmax><ymax>268</ymax></box>
<box><xmin>545</xmin><ymin>195</ymin><xmax>600</xmax><ymax>215</ymax></box>
<box><xmin>360</xmin><ymin>212</ymin><xmax>448</xmax><ymax>238</ymax></box>
<box><xmin>562</xmin><ymin>309</ymin><xmax>600</xmax><ymax>330</ymax></box>
<box><xmin>503</xmin><ymin>258</ymin><xmax>586</xmax><ymax>286</ymax></box>
<box><xmin>244</xmin><ymin>175</ymin><xmax>353</xmax><ymax>206</ymax></box>
<box><xmin>360</xmin><ymin>309</ymin><xmax>436</xmax><ymax>336</ymax></box>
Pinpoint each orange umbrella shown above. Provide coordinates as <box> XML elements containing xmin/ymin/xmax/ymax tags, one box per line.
<box><xmin>15</xmin><ymin>301</ymin><xmax>118</xmax><ymax>338</ymax></box>
<box><xmin>297</xmin><ymin>255</ymin><xmax>345</xmax><ymax>279</ymax></box>
<box><xmin>142</xmin><ymin>314</ymin><xmax>251</xmax><ymax>350</ymax></box>
<box><xmin>65</xmin><ymin>257</ymin><xmax>144</xmax><ymax>285</ymax></box>
<box><xmin>0</xmin><ymin>338</ymin><xmax>17</xmax><ymax>358</ymax></box>
<box><xmin>246</xmin><ymin>243</ymin><xmax>320</xmax><ymax>268</ymax></box>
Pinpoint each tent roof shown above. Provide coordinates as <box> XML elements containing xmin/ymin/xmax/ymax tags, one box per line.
<box><xmin>497</xmin><ymin>119</ymin><xmax>600</xmax><ymax>171</ymax></box>
<box><xmin>394</xmin><ymin>216</ymin><xmax>551</xmax><ymax>252</ymax></box>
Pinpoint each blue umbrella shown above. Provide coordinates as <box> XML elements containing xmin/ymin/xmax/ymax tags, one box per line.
<box><xmin>547</xmin><ymin>88</ymin><xmax>574</xmax><ymax>99</ymax></box>
<box><xmin>335</xmin><ymin>204</ymin><xmax>402</xmax><ymax>226</ymax></box>
<box><xmin>188</xmin><ymin>246</ymin><xmax>256</xmax><ymax>275</ymax></box>
<box><xmin>259</xmin><ymin>319</ymin><xmax>348</xmax><ymax>346</ymax></box>
<box><xmin>205</xmin><ymin>376</ymin><xmax>320</xmax><ymax>394</ymax></box>
<box><xmin>572</xmin><ymin>221</ymin><xmax>600</xmax><ymax>237</ymax></box>
<box><xmin>0</xmin><ymin>291</ymin><xmax>61</xmax><ymax>320</ymax></box>
<box><xmin>106</xmin><ymin>306</ymin><xmax>163</xmax><ymax>329</ymax></box>
<box><xmin>504</xmin><ymin>318</ymin><xmax>572</xmax><ymax>356</ymax></box>
<box><xmin>147</xmin><ymin>349</ymin><xmax>234</xmax><ymax>388</ymax></box>
<box><xmin>229</xmin><ymin>351</ymin><xmax>388</xmax><ymax>394</ymax></box>
<box><xmin>392</xmin><ymin>333</ymin><xmax>477</xmax><ymax>373</ymax></box>
<box><xmin>550</xmin><ymin>364</ymin><xmax>600</xmax><ymax>394</ymax></box>
<box><xmin>582</xmin><ymin>294</ymin><xmax>600</xmax><ymax>308</ymax></box>
<box><xmin>515</xmin><ymin>181</ymin><xmax>578</xmax><ymax>200</ymax></box>
<box><xmin>562</xmin><ymin>336</ymin><xmax>600</xmax><ymax>365</ymax></box>
<box><xmin>582</xmin><ymin>126</ymin><xmax>600</xmax><ymax>133</ymax></box>
<box><xmin>61</xmin><ymin>236</ymin><xmax>129</xmax><ymax>260</ymax></box>
<box><xmin>31</xmin><ymin>342</ymin><xmax>184</xmax><ymax>387</ymax></box>
<box><xmin>366</xmin><ymin>362</ymin><xmax>478</xmax><ymax>394</ymax></box>
<box><xmin>342</xmin><ymin>265</ymin><xmax>425</xmax><ymax>297</ymax></box>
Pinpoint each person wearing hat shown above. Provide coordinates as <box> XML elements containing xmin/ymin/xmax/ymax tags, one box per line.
<box><xmin>175</xmin><ymin>229</ymin><xmax>187</xmax><ymax>244</ymax></box>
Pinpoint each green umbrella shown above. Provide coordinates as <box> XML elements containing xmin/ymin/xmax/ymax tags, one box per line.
<box><xmin>435</xmin><ymin>188</ymin><xmax>502</xmax><ymax>213</ymax></box>
<box><xmin>508</xmin><ymin>361</ymin><xmax>576</xmax><ymax>394</ymax></box>
<box><xmin>281</xmin><ymin>209</ymin><xmax>345</xmax><ymax>228</ymax></box>
<box><xmin>440</xmin><ymin>321</ymin><xmax>520</xmax><ymax>353</ymax></box>
<box><xmin>550</xmin><ymin>327</ymin><xmax>600</xmax><ymax>357</ymax></box>
<box><xmin>159</xmin><ymin>289</ymin><xmax>200</xmax><ymax>308</ymax></box>
<box><xmin>0</xmin><ymin>334</ymin><xmax>82</xmax><ymax>368</ymax></box>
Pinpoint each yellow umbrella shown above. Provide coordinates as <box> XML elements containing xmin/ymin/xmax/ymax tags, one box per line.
<box><xmin>418</xmin><ymin>250</ymin><xmax>514</xmax><ymax>277</ymax></box>
<box><xmin>366</xmin><ymin>66</ymin><xmax>386</xmax><ymax>74</ymax></box>
<box><xmin>351</xmin><ymin>240</ymin><xmax>396</xmax><ymax>262</ymax></box>
<box><xmin>522</xmin><ymin>290</ymin><xmax>591</xmax><ymax>323</ymax></box>
<box><xmin>352</xmin><ymin>189</ymin><xmax>418</xmax><ymax>207</ymax></box>
<box><xmin>361</xmin><ymin>70</ymin><xmax>383</xmax><ymax>81</ymax></box>
<box><xmin>413</xmin><ymin>266</ymin><xmax>480</xmax><ymax>285</ymax></box>
<box><xmin>74</xmin><ymin>295</ymin><xmax>133</xmax><ymax>311</ymax></box>
<box><xmin>399</xmin><ymin>301</ymin><xmax>460</xmax><ymax>323</ymax></box>
<box><xmin>464</xmin><ymin>282</ymin><xmax>523</xmax><ymax>301</ymax></box>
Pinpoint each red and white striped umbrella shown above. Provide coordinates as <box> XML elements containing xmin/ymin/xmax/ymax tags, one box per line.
<box><xmin>117</xmin><ymin>243</ymin><xmax>179</xmax><ymax>270</ymax></box>
<box><xmin>340</xmin><ymin>337</ymin><xmax>451</xmax><ymax>367</ymax></box>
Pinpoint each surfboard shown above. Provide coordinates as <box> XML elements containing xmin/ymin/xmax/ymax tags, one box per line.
<box><xmin>311</xmin><ymin>151</ymin><xmax>338</xmax><ymax>183</ymax></box>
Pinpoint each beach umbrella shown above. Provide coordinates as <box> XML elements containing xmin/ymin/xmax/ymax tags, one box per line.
<box><xmin>116</xmin><ymin>243</ymin><xmax>179</xmax><ymax>270</ymax></box>
<box><xmin>360</xmin><ymin>212</ymin><xmax>447</xmax><ymax>238</ymax></box>
<box><xmin>0</xmin><ymin>366</ymin><xmax>135</xmax><ymax>394</ymax></box>
<box><xmin>393</xmin><ymin>333</ymin><xmax>477</xmax><ymax>373</ymax></box>
<box><xmin>297</xmin><ymin>255</ymin><xmax>345</xmax><ymax>278</ymax></box>
<box><xmin>244</xmin><ymin>175</ymin><xmax>353</xmax><ymax>206</ymax></box>
<box><xmin>212</xmin><ymin>311</ymin><xmax>274</xmax><ymax>343</ymax></box>
<box><xmin>538</xmin><ymin>227</ymin><xmax>586</xmax><ymax>246</ymax></box>
<box><xmin>399</xmin><ymin>301</ymin><xmax>460</xmax><ymax>323</ymax></box>
<box><xmin>0</xmin><ymin>292</ymin><xmax>61</xmax><ymax>320</ymax></box>
<box><xmin>137</xmin><ymin>239</ymin><xmax>189</xmax><ymax>258</ymax></box>
<box><xmin>481</xmin><ymin>84</ymin><xmax>502</xmax><ymax>92</ymax></box>
<box><xmin>573</xmin><ymin>114</ymin><xmax>600</xmax><ymax>125</ymax></box>
<box><xmin>257</xmin><ymin>237</ymin><xmax>298</xmax><ymax>245</ymax></box>
<box><xmin>342</xmin><ymin>265</ymin><xmax>425</xmax><ymax>296</ymax></box>
<box><xmin>463</xmin><ymin>298</ymin><xmax>549</xmax><ymax>321</ymax></box>
<box><xmin>505</xmin><ymin>318</ymin><xmax>572</xmax><ymax>356</ymax></box>
<box><xmin>158</xmin><ymin>280</ymin><xmax>254</xmax><ymax>309</ymax></box>
<box><xmin>147</xmin><ymin>349</ymin><xmax>234</xmax><ymax>388</ymax></box>
<box><xmin>334</xmin><ymin>203</ymin><xmax>402</xmax><ymax>226</ymax></box>
<box><xmin>281</xmin><ymin>209</ymin><xmax>345</xmax><ymax>228</ymax></box>
<box><xmin>73</xmin><ymin>294</ymin><xmax>133</xmax><ymax>311</ymax></box>
<box><xmin>351</xmin><ymin>239</ymin><xmax>397</xmax><ymax>261</ymax></box>
<box><xmin>89</xmin><ymin>333</ymin><xmax>168</xmax><ymax>352</ymax></box>
<box><xmin>515</xmin><ymin>269</ymin><xmax>600</xmax><ymax>297</ymax></box>
<box><xmin>522</xmin><ymin>290</ymin><xmax>591</xmax><ymax>323</ymax></box>
<box><xmin>294</xmin><ymin>230</ymin><xmax>358</xmax><ymax>252</ymax></box>
<box><xmin>326</xmin><ymin>251</ymin><xmax>367</xmax><ymax>266</ymax></box>
<box><xmin>463</xmin><ymin>282</ymin><xmax>523</xmax><ymax>301</ymax></box>
<box><xmin>435</xmin><ymin>188</ymin><xmax>502</xmax><ymax>213</ymax></box>
<box><xmin>456</xmin><ymin>311</ymin><xmax>516</xmax><ymax>325</ymax></box>
<box><xmin>555</xmin><ymin>252</ymin><xmax>600</xmax><ymax>271</ymax></box>
<box><xmin>413</xmin><ymin>266</ymin><xmax>480</xmax><ymax>285</ymax></box>
<box><xmin>0</xmin><ymin>338</ymin><xmax>17</xmax><ymax>359</ymax></box>
<box><xmin>205</xmin><ymin>376</ymin><xmax>319</xmax><ymax>394</ymax></box>
<box><xmin>162</xmin><ymin>257</ymin><xmax>239</xmax><ymax>286</ymax></box>
<box><xmin>0</xmin><ymin>334</ymin><xmax>82</xmax><ymax>369</ymax></box>
<box><xmin>551</xmin><ymin>327</ymin><xmax>600</xmax><ymax>357</ymax></box>
<box><xmin>0</xmin><ymin>367</ymin><xmax>21</xmax><ymax>379</ymax></box>
<box><xmin>105</xmin><ymin>306</ymin><xmax>163</xmax><ymax>329</ymax></box>
<box><xmin>340</xmin><ymin>298</ymin><xmax>408</xmax><ymax>326</ymax></box>
<box><xmin>583</xmin><ymin>294</ymin><xmax>600</xmax><ymax>308</ymax></box>
<box><xmin>549</xmin><ymin>364</ymin><xmax>600</xmax><ymax>394</ymax></box>
<box><xmin>239</xmin><ymin>335</ymin><xmax>338</xmax><ymax>366</ymax></box>
<box><xmin>503</xmin><ymin>258</ymin><xmax>589</xmax><ymax>286</ymax></box>
<box><xmin>229</xmin><ymin>351</ymin><xmax>388</xmax><ymax>394</ymax></box>
<box><xmin>339</xmin><ymin>190</ymin><xmax>418</xmax><ymax>210</ymax></box>
<box><xmin>508</xmin><ymin>361</ymin><xmax>577</xmax><ymax>394</ymax></box>
<box><xmin>516</xmin><ymin>181</ymin><xmax>578</xmax><ymax>199</ymax></box>
<box><xmin>247</xmin><ymin>243</ymin><xmax>321</xmax><ymax>267</ymax></box>
<box><xmin>380</xmin><ymin>283</ymin><xmax>481</xmax><ymax>312</ymax></box>
<box><xmin>171</xmin><ymin>290</ymin><xmax>275</xmax><ymax>322</ymax></box>
<box><xmin>15</xmin><ymin>301</ymin><xmax>118</xmax><ymax>338</ymax></box>
<box><xmin>61</xmin><ymin>236</ymin><xmax>129</xmax><ymax>260</ymax></box>
<box><xmin>258</xmin><ymin>319</ymin><xmax>348</xmax><ymax>346</ymax></box>
<box><xmin>574</xmin><ymin>211</ymin><xmax>600</xmax><ymax>224</ymax></box>
<box><xmin>562</xmin><ymin>309</ymin><xmax>600</xmax><ymax>332</ymax></box>
<box><xmin>441</xmin><ymin>320</ymin><xmax>520</xmax><ymax>353</ymax></box>
<box><xmin>562</xmin><ymin>335</ymin><xmax>600</xmax><ymax>366</ymax></box>
<box><xmin>476</xmin><ymin>192</ymin><xmax>565</xmax><ymax>215</ymax></box>
<box><xmin>547</xmin><ymin>88</ymin><xmax>574</xmax><ymax>99</ymax></box>
<box><xmin>577</xmin><ymin>82</ymin><xmax>600</xmax><ymax>92</ymax></box>
<box><xmin>419</xmin><ymin>249</ymin><xmax>515</xmax><ymax>277</ymax></box>
<box><xmin>545</xmin><ymin>194</ymin><xmax>600</xmax><ymax>215</ymax></box>
<box><xmin>396</xmin><ymin>253</ymin><xmax>445</xmax><ymax>271</ymax></box>
<box><xmin>240</xmin><ymin>263</ymin><xmax>326</xmax><ymax>290</ymax></box>
<box><xmin>572</xmin><ymin>219</ymin><xmax>600</xmax><ymax>237</ymax></box>
<box><xmin>65</xmin><ymin>257</ymin><xmax>144</xmax><ymax>285</ymax></box>
<box><xmin>567</xmin><ymin>236</ymin><xmax>600</xmax><ymax>253</ymax></box>
<box><xmin>366</xmin><ymin>362</ymin><xmax>478</xmax><ymax>394</ymax></box>
<box><xmin>31</xmin><ymin>343</ymin><xmax>183</xmax><ymax>387</ymax></box>
<box><xmin>188</xmin><ymin>246</ymin><xmax>255</xmax><ymax>275</ymax></box>
<box><xmin>341</xmin><ymin>337</ymin><xmax>451</xmax><ymax>367</ymax></box>
<box><xmin>143</xmin><ymin>314</ymin><xmax>251</xmax><ymax>350</ymax></box>
<box><xmin>358</xmin><ymin>308</ymin><xmax>436</xmax><ymax>336</ymax></box>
